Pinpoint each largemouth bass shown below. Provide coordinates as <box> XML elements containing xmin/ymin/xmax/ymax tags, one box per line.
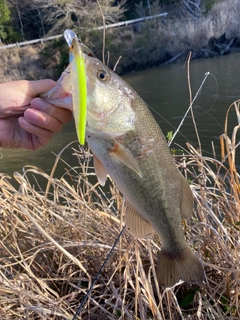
<box><xmin>42</xmin><ymin>37</ymin><xmax>205</xmax><ymax>287</ymax></box>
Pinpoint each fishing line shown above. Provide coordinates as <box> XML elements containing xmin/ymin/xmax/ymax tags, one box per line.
<box><xmin>184</xmin><ymin>71</ymin><xmax>222</xmax><ymax>129</ymax></box>
<box><xmin>168</xmin><ymin>71</ymin><xmax>210</xmax><ymax>146</ymax></box>
<box><xmin>72</xmin><ymin>225</ymin><xmax>126</xmax><ymax>320</ymax></box>
<box><xmin>146</xmin><ymin>99</ymin><xmax>198</xmax><ymax>148</ymax></box>
<box><xmin>147</xmin><ymin>71</ymin><xmax>220</xmax><ymax>154</ymax></box>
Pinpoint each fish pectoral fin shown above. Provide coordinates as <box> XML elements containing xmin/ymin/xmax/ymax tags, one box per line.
<box><xmin>126</xmin><ymin>204</ymin><xmax>155</xmax><ymax>238</ymax></box>
<box><xmin>109</xmin><ymin>141</ymin><xmax>142</xmax><ymax>178</ymax></box>
<box><xmin>180</xmin><ymin>174</ymin><xmax>194</xmax><ymax>220</ymax></box>
<box><xmin>93</xmin><ymin>155</ymin><xmax>108</xmax><ymax>186</ymax></box>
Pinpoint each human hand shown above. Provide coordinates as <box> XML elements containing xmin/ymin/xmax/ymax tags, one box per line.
<box><xmin>0</xmin><ymin>79</ymin><xmax>72</xmax><ymax>150</ymax></box>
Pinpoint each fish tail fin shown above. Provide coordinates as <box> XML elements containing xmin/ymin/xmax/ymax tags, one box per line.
<box><xmin>156</xmin><ymin>244</ymin><xmax>205</xmax><ymax>287</ymax></box>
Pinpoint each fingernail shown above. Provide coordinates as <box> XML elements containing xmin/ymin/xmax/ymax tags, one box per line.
<box><xmin>24</xmin><ymin>108</ymin><xmax>45</xmax><ymax>123</ymax></box>
<box><xmin>18</xmin><ymin>117</ymin><xmax>30</xmax><ymax>128</ymax></box>
<box><xmin>31</xmin><ymin>97</ymin><xmax>45</xmax><ymax>111</ymax></box>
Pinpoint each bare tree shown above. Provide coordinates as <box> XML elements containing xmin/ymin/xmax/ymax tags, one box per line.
<box><xmin>6</xmin><ymin>0</ymin><xmax>126</xmax><ymax>39</ymax></box>
<box><xmin>8</xmin><ymin>0</ymin><xmax>25</xmax><ymax>38</ymax></box>
<box><xmin>31</xmin><ymin>0</ymin><xmax>126</xmax><ymax>36</ymax></box>
<box><xmin>182</xmin><ymin>0</ymin><xmax>202</xmax><ymax>19</ymax></box>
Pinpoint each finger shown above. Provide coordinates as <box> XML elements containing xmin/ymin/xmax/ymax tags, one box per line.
<box><xmin>23</xmin><ymin>108</ymin><xmax>63</xmax><ymax>133</ymax></box>
<box><xmin>31</xmin><ymin>98</ymin><xmax>72</xmax><ymax>124</ymax></box>
<box><xmin>18</xmin><ymin>117</ymin><xmax>54</xmax><ymax>149</ymax></box>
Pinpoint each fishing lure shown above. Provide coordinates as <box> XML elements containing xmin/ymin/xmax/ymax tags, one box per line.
<box><xmin>64</xmin><ymin>29</ymin><xmax>87</xmax><ymax>145</ymax></box>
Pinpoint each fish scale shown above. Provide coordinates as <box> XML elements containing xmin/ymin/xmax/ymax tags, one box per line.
<box><xmin>43</xmin><ymin>36</ymin><xmax>205</xmax><ymax>287</ymax></box>
<box><xmin>85</xmin><ymin>59</ymin><xmax>205</xmax><ymax>286</ymax></box>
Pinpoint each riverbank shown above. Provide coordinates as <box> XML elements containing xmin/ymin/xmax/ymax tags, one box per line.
<box><xmin>99</xmin><ymin>0</ymin><xmax>240</xmax><ymax>74</ymax></box>
<box><xmin>0</xmin><ymin>0</ymin><xmax>240</xmax><ymax>80</ymax></box>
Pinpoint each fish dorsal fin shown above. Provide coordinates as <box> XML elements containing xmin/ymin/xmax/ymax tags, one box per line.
<box><xmin>126</xmin><ymin>203</ymin><xmax>155</xmax><ymax>238</ymax></box>
<box><xmin>180</xmin><ymin>174</ymin><xmax>194</xmax><ymax>220</ymax></box>
<box><xmin>110</xmin><ymin>140</ymin><xmax>142</xmax><ymax>178</ymax></box>
<box><xmin>93</xmin><ymin>155</ymin><xmax>108</xmax><ymax>186</ymax></box>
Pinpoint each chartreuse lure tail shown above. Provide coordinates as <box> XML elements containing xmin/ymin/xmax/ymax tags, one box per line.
<box><xmin>64</xmin><ymin>29</ymin><xmax>87</xmax><ymax>145</ymax></box>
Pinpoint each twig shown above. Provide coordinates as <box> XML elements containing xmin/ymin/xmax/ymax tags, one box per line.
<box><xmin>96</xmin><ymin>0</ymin><xmax>106</xmax><ymax>65</ymax></box>
<box><xmin>168</xmin><ymin>53</ymin><xmax>210</xmax><ymax>147</ymax></box>
<box><xmin>187</xmin><ymin>52</ymin><xmax>202</xmax><ymax>155</ymax></box>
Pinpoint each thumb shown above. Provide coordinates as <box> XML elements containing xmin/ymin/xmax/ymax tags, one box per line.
<box><xmin>27</xmin><ymin>79</ymin><xmax>57</xmax><ymax>97</ymax></box>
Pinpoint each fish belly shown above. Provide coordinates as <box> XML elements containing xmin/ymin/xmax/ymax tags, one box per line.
<box><xmin>86</xmin><ymin>98</ymin><xmax>204</xmax><ymax>287</ymax></box>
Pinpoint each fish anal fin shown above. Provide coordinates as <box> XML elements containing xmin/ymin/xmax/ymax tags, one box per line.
<box><xmin>157</xmin><ymin>244</ymin><xmax>205</xmax><ymax>287</ymax></box>
<box><xmin>109</xmin><ymin>141</ymin><xmax>142</xmax><ymax>178</ymax></box>
<box><xmin>94</xmin><ymin>155</ymin><xmax>108</xmax><ymax>186</ymax></box>
<box><xmin>126</xmin><ymin>204</ymin><xmax>154</xmax><ymax>238</ymax></box>
<box><xmin>180</xmin><ymin>174</ymin><xmax>194</xmax><ymax>220</ymax></box>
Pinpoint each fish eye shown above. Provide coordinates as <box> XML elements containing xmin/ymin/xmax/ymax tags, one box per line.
<box><xmin>97</xmin><ymin>70</ymin><xmax>109</xmax><ymax>82</ymax></box>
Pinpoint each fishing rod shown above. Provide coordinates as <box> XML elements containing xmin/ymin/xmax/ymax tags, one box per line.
<box><xmin>72</xmin><ymin>225</ymin><xmax>126</xmax><ymax>320</ymax></box>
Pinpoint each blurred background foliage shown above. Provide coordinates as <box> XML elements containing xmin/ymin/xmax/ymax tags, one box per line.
<box><xmin>0</xmin><ymin>0</ymin><xmax>225</xmax><ymax>42</ymax></box>
<box><xmin>0</xmin><ymin>0</ymin><xmax>239</xmax><ymax>79</ymax></box>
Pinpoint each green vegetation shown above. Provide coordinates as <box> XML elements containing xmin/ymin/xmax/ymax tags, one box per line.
<box><xmin>203</xmin><ymin>0</ymin><xmax>219</xmax><ymax>13</ymax></box>
<box><xmin>0</xmin><ymin>0</ymin><xmax>10</xmax><ymax>40</ymax></box>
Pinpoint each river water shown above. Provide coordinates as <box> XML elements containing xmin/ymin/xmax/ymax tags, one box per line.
<box><xmin>1</xmin><ymin>52</ymin><xmax>240</xmax><ymax>182</ymax></box>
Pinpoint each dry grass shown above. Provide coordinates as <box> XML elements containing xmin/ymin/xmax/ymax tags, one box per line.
<box><xmin>100</xmin><ymin>0</ymin><xmax>240</xmax><ymax>72</ymax></box>
<box><xmin>0</xmin><ymin>99</ymin><xmax>239</xmax><ymax>319</ymax></box>
<box><xmin>0</xmin><ymin>44</ymin><xmax>60</xmax><ymax>82</ymax></box>
<box><xmin>0</xmin><ymin>4</ymin><xmax>239</xmax><ymax>316</ymax></box>
<box><xmin>164</xmin><ymin>0</ymin><xmax>240</xmax><ymax>52</ymax></box>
